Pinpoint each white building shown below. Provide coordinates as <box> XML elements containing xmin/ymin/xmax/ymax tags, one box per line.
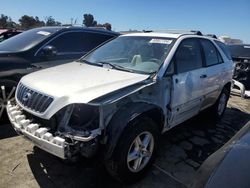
<box><xmin>219</xmin><ymin>36</ymin><xmax>243</xmax><ymax>45</ymax></box>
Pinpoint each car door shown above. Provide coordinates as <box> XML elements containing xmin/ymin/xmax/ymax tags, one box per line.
<box><xmin>169</xmin><ymin>38</ymin><xmax>206</xmax><ymax>127</ymax></box>
<box><xmin>199</xmin><ymin>39</ymin><xmax>225</xmax><ymax>110</ymax></box>
<box><xmin>33</xmin><ymin>31</ymin><xmax>114</xmax><ymax>69</ymax></box>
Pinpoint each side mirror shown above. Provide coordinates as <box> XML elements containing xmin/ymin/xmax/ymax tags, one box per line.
<box><xmin>41</xmin><ymin>45</ymin><xmax>57</xmax><ymax>57</ymax></box>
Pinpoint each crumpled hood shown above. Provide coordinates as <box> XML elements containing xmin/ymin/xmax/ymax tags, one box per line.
<box><xmin>20</xmin><ymin>62</ymin><xmax>149</xmax><ymax>104</ymax></box>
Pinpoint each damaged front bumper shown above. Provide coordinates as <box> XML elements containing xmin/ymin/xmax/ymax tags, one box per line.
<box><xmin>6</xmin><ymin>102</ymin><xmax>99</xmax><ymax>159</ymax></box>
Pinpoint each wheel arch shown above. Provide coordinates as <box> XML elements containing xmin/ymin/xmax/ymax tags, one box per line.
<box><xmin>104</xmin><ymin>102</ymin><xmax>164</xmax><ymax>159</ymax></box>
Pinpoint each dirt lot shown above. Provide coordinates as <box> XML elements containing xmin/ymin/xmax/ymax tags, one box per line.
<box><xmin>0</xmin><ymin>95</ymin><xmax>250</xmax><ymax>188</ymax></box>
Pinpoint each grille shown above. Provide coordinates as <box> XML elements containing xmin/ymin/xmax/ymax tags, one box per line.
<box><xmin>16</xmin><ymin>83</ymin><xmax>53</xmax><ymax>113</ymax></box>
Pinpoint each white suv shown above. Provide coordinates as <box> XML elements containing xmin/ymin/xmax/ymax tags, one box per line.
<box><xmin>7</xmin><ymin>31</ymin><xmax>234</xmax><ymax>182</ymax></box>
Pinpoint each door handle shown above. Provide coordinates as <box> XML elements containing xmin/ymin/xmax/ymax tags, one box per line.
<box><xmin>200</xmin><ymin>74</ymin><xmax>207</xmax><ymax>78</ymax></box>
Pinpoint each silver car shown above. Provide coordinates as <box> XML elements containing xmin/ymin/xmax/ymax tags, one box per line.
<box><xmin>7</xmin><ymin>31</ymin><xmax>234</xmax><ymax>182</ymax></box>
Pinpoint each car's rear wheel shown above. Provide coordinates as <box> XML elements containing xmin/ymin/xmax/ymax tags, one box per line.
<box><xmin>105</xmin><ymin>117</ymin><xmax>160</xmax><ymax>183</ymax></box>
<box><xmin>0</xmin><ymin>80</ymin><xmax>17</xmax><ymax>124</ymax></box>
<box><xmin>210</xmin><ymin>87</ymin><xmax>230</xmax><ymax>119</ymax></box>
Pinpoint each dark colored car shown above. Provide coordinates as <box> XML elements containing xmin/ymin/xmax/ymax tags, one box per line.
<box><xmin>228</xmin><ymin>44</ymin><xmax>250</xmax><ymax>90</ymax></box>
<box><xmin>0</xmin><ymin>29</ymin><xmax>23</xmax><ymax>42</ymax></box>
<box><xmin>191</xmin><ymin>121</ymin><xmax>250</xmax><ymax>188</ymax></box>
<box><xmin>0</xmin><ymin>26</ymin><xmax>119</xmax><ymax>121</ymax></box>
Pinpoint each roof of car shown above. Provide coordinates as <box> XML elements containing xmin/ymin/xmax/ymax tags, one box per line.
<box><xmin>122</xmin><ymin>31</ymin><xmax>225</xmax><ymax>45</ymax></box>
<box><xmin>55</xmin><ymin>26</ymin><xmax>119</xmax><ymax>35</ymax></box>
<box><xmin>27</xmin><ymin>26</ymin><xmax>120</xmax><ymax>36</ymax></box>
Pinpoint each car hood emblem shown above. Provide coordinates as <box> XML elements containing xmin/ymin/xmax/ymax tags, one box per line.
<box><xmin>23</xmin><ymin>92</ymin><xmax>31</xmax><ymax>102</ymax></box>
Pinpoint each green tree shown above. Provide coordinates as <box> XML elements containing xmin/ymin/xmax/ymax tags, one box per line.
<box><xmin>35</xmin><ymin>16</ymin><xmax>45</xmax><ymax>27</ymax></box>
<box><xmin>83</xmin><ymin>14</ymin><xmax>97</xmax><ymax>27</ymax></box>
<box><xmin>45</xmin><ymin>16</ymin><xmax>61</xmax><ymax>26</ymax></box>
<box><xmin>0</xmin><ymin>14</ymin><xmax>16</xmax><ymax>29</ymax></box>
<box><xmin>0</xmin><ymin>14</ymin><xmax>8</xmax><ymax>28</ymax></box>
<box><xmin>95</xmin><ymin>23</ymin><xmax>112</xmax><ymax>31</ymax></box>
<box><xmin>19</xmin><ymin>15</ymin><xmax>45</xmax><ymax>29</ymax></box>
<box><xmin>103</xmin><ymin>23</ymin><xmax>112</xmax><ymax>31</ymax></box>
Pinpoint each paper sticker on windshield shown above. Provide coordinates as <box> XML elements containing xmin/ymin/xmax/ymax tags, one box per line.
<box><xmin>149</xmin><ymin>39</ymin><xmax>172</xmax><ymax>44</ymax></box>
<box><xmin>244</xmin><ymin>46</ymin><xmax>250</xmax><ymax>49</ymax></box>
<box><xmin>37</xmin><ymin>31</ymin><xmax>51</xmax><ymax>36</ymax></box>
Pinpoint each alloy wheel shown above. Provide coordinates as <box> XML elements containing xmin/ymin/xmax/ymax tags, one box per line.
<box><xmin>0</xmin><ymin>85</ymin><xmax>16</xmax><ymax>120</ymax></box>
<box><xmin>127</xmin><ymin>131</ymin><xmax>154</xmax><ymax>173</ymax></box>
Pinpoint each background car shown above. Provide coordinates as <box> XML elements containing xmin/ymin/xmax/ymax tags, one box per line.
<box><xmin>191</xmin><ymin>121</ymin><xmax>250</xmax><ymax>188</ymax></box>
<box><xmin>227</xmin><ymin>44</ymin><xmax>250</xmax><ymax>97</ymax></box>
<box><xmin>0</xmin><ymin>29</ymin><xmax>23</xmax><ymax>42</ymax></box>
<box><xmin>228</xmin><ymin>44</ymin><xmax>250</xmax><ymax>89</ymax></box>
<box><xmin>0</xmin><ymin>26</ymin><xmax>119</xmax><ymax>122</ymax></box>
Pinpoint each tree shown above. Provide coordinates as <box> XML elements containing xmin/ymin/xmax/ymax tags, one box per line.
<box><xmin>0</xmin><ymin>14</ymin><xmax>16</xmax><ymax>29</ymax></box>
<box><xmin>19</xmin><ymin>15</ymin><xmax>45</xmax><ymax>29</ymax></box>
<box><xmin>95</xmin><ymin>23</ymin><xmax>112</xmax><ymax>31</ymax></box>
<box><xmin>45</xmin><ymin>16</ymin><xmax>61</xmax><ymax>26</ymax></box>
<box><xmin>83</xmin><ymin>14</ymin><xmax>97</xmax><ymax>27</ymax></box>
<box><xmin>0</xmin><ymin>14</ymin><xmax>8</xmax><ymax>28</ymax></box>
<box><xmin>103</xmin><ymin>23</ymin><xmax>112</xmax><ymax>31</ymax></box>
<box><xmin>35</xmin><ymin>16</ymin><xmax>45</xmax><ymax>27</ymax></box>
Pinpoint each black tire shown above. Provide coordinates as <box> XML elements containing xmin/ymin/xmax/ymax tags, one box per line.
<box><xmin>210</xmin><ymin>87</ymin><xmax>230</xmax><ymax>120</ymax></box>
<box><xmin>104</xmin><ymin>116</ymin><xmax>160</xmax><ymax>183</ymax></box>
<box><xmin>0</xmin><ymin>80</ymin><xmax>18</xmax><ymax>124</ymax></box>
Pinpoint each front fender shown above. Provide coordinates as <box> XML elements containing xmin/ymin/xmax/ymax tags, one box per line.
<box><xmin>104</xmin><ymin>102</ymin><xmax>163</xmax><ymax>159</ymax></box>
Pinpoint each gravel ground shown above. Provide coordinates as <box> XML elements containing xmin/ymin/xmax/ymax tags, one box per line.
<box><xmin>0</xmin><ymin>95</ymin><xmax>249</xmax><ymax>188</ymax></box>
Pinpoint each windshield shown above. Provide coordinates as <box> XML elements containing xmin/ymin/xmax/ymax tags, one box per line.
<box><xmin>0</xmin><ymin>27</ymin><xmax>59</xmax><ymax>52</ymax></box>
<box><xmin>82</xmin><ymin>36</ymin><xmax>174</xmax><ymax>74</ymax></box>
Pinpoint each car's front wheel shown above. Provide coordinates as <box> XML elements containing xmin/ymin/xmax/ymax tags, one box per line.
<box><xmin>105</xmin><ymin>117</ymin><xmax>160</xmax><ymax>182</ymax></box>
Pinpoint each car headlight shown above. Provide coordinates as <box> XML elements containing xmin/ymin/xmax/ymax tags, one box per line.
<box><xmin>68</xmin><ymin>104</ymin><xmax>99</xmax><ymax>131</ymax></box>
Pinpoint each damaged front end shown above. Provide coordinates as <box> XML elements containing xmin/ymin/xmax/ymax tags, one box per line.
<box><xmin>7</xmin><ymin>101</ymin><xmax>103</xmax><ymax>159</ymax></box>
<box><xmin>7</xmin><ymin>66</ymin><xmax>166</xmax><ymax>160</ymax></box>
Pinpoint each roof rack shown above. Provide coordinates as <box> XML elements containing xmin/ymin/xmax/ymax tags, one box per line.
<box><xmin>190</xmin><ymin>30</ymin><xmax>203</xmax><ymax>36</ymax></box>
<box><xmin>142</xmin><ymin>30</ymin><xmax>153</xmax><ymax>33</ymax></box>
<box><xmin>206</xmin><ymin>34</ymin><xmax>218</xmax><ymax>39</ymax></box>
<box><xmin>142</xmin><ymin>29</ymin><xmax>203</xmax><ymax>36</ymax></box>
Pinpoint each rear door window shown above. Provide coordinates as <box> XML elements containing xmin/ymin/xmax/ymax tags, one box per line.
<box><xmin>48</xmin><ymin>31</ymin><xmax>114</xmax><ymax>54</ymax></box>
<box><xmin>215</xmin><ymin>40</ymin><xmax>232</xmax><ymax>60</ymax></box>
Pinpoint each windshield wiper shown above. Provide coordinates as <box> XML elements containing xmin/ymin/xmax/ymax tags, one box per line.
<box><xmin>96</xmin><ymin>61</ymin><xmax>137</xmax><ymax>73</ymax></box>
<box><xmin>80</xmin><ymin>60</ymin><xmax>154</xmax><ymax>75</ymax></box>
<box><xmin>79</xmin><ymin>59</ymin><xmax>102</xmax><ymax>67</ymax></box>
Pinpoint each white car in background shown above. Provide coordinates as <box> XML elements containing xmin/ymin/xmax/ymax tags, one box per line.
<box><xmin>7</xmin><ymin>30</ymin><xmax>234</xmax><ymax>182</ymax></box>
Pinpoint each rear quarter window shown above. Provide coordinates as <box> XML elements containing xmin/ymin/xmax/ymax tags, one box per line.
<box><xmin>215</xmin><ymin>40</ymin><xmax>232</xmax><ymax>60</ymax></box>
<box><xmin>200</xmin><ymin>39</ymin><xmax>223</xmax><ymax>66</ymax></box>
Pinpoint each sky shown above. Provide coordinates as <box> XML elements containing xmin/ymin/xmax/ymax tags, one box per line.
<box><xmin>0</xmin><ymin>0</ymin><xmax>250</xmax><ymax>43</ymax></box>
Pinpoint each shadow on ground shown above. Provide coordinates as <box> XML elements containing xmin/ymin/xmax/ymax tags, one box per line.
<box><xmin>25</xmin><ymin>104</ymin><xmax>250</xmax><ymax>188</ymax></box>
<box><xmin>0</xmin><ymin>123</ymin><xmax>17</xmax><ymax>139</ymax></box>
<box><xmin>156</xmin><ymin>106</ymin><xmax>250</xmax><ymax>185</ymax></box>
<box><xmin>27</xmin><ymin>146</ymin><xmax>185</xmax><ymax>188</ymax></box>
